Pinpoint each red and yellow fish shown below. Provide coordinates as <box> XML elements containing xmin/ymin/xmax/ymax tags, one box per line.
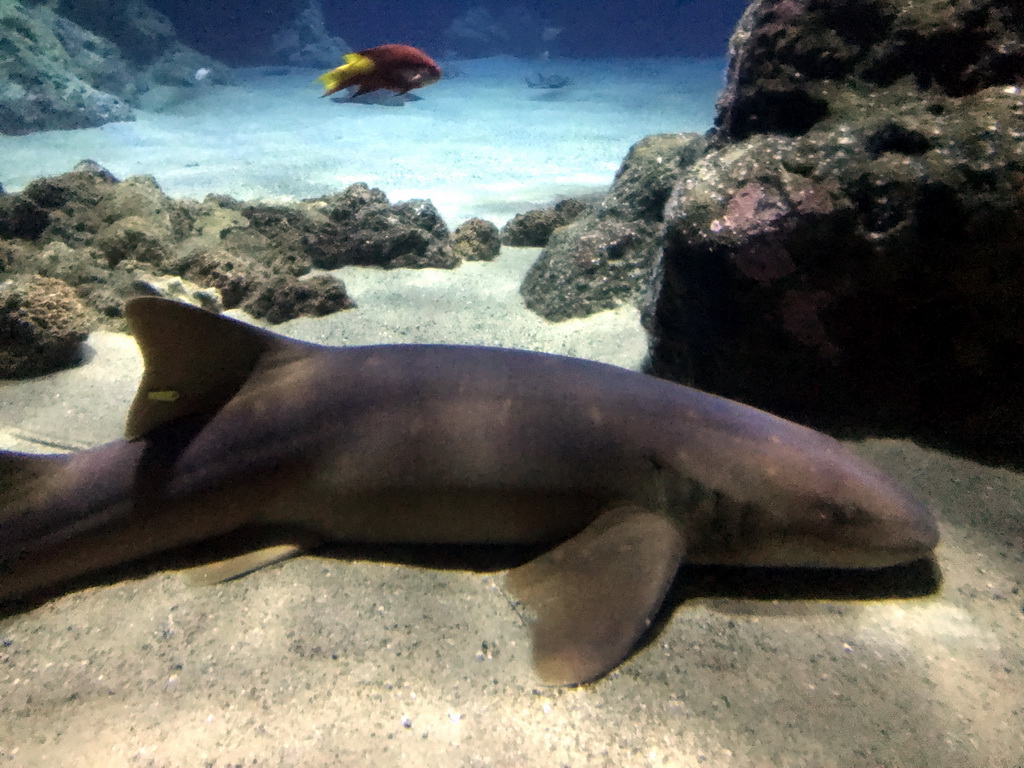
<box><xmin>317</xmin><ymin>44</ymin><xmax>442</xmax><ymax>97</ymax></box>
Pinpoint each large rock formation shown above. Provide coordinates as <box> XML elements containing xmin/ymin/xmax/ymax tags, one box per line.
<box><xmin>645</xmin><ymin>0</ymin><xmax>1024</xmax><ymax>463</ymax></box>
<box><xmin>269</xmin><ymin>0</ymin><xmax>349</xmax><ymax>69</ymax></box>
<box><xmin>0</xmin><ymin>0</ymin><xmax>227</xmax><ymax>135</ymax></box>
<box><xmin>0</xmin><ymin>1</ymin><xmax>136</xmax><ymax>134</ymax></box>
<box><xmin>444</xmin><ymin>5</ymin><xmax>557</xmax><ymax>59</ymax></box>
<box><xmin>147</xmin><ymin>0</ymin><xmax>310</xmax><ymax>66</ymax></box>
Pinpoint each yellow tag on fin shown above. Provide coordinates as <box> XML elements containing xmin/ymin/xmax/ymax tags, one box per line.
<box><xmin>147</xmin><ymin>390</ymin><xmax>180</xmax><ymax>402</ymax></box>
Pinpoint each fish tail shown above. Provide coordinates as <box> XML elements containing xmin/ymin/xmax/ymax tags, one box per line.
<box><xmin>316</xmin><ymin>52</ymin><xmax>375</xmax><ymax>96</ymax></box>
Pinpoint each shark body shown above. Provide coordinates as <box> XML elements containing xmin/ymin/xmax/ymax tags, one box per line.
<box><xmin>0</xmin><ymin>298</ymin><xmax>938</xmax><ymax>684</ymax></box>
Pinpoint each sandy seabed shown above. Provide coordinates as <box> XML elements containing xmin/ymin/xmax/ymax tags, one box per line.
<box><xmin>0</xmin><ymin>56</ymin><xmax>1022</xmax><ymax>767</ymax></box>
<box><xmin>0</xmin><ymin>56</ymin><xmax>725</xmax><ymax>226</ymax></box>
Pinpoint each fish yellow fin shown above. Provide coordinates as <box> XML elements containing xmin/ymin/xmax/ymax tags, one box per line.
<box><xmin>123</xmin><ymin>297</ymin><xmax>315</xmax><ymax>440</ymax></box>
<box><xmin>316</xmin><ymin>52</ymin><xmax>375</xmax><ymax>95</ymax></box>
<box><xmin>507</xmin><ymin>505</ymin><xmax>686</xmax><ymax>685</ymax></box>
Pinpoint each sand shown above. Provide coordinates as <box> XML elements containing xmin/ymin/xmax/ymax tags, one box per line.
<box><xmin>1</xmin><ymin>57</ymin><xmax>1022</xmax><ymax>767</ymax></box>
<box><xmin>0</xmin><ymin>56</ymin><xmax>724</xmax><ymax>226</ymax></box>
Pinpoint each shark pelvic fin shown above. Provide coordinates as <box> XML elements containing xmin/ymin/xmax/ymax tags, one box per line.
<box><xmin>506</xmin><ymin>504</ymin><xmax>685</xmax><ymax>686</ymax></box>
<box><xmin>182</xmin><ymin>543</ymin><xmax>308</xmax><ymax>586</ymax></box>
<box><xmin>123</xmin><ymin>298</ymin><xmax>314</xmax><ymax>440</ymax></box>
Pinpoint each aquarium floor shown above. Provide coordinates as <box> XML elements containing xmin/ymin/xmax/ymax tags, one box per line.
<box><xmin>1</xmin><ymin>56</ymin><xmax>1022</xmax><ymax>767</ymax></box>
<box><xmin>0</xmin><ymin>56</ymin><xmax>725</xmax><ymax>226</ymax></box>
<box><xmin>1</xmin><ymin>247</ymin><xmax>1022</xmax><ymax>767</ymax></box>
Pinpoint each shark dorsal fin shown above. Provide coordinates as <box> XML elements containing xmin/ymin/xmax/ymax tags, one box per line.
<box><xmin>123</xmin><ymin>297</ymin><xmax>310</xmax><ymax>440</ymax></box>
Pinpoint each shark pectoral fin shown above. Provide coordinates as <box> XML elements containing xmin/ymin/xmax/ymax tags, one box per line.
<box><xmin>182</xmin><ymin>543</ymin><xmax>306</xmax><ymax>586</ymax></box>
<box><xmin>506</xmin><ymin>504</ymin><xmax>686</xmax><ymax>686</ymax></box>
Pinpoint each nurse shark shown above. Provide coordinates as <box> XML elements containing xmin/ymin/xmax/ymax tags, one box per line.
<box><xmin>0</xmin><ymin>298</ymin><xmax>938</xmax><ymax>685</ymax></box>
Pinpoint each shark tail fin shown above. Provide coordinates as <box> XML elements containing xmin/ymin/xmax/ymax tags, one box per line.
<box><xmin>0</xmin><ymin>450</ymin><xmax>67</xmax><ymax>497</ymax></box>
<box><xmin>123</xmin><ymin>297</ymin><xmax>314</xmax><ymax>440</ymax></box>
<box><xmin>316</xmin><ymin>52</ymin><xmax>375</xmax><ymax>96</ymax></box>
<box><xmin>0</xmin><ymin>450</ymin><xmax>72</xmax><ymax>554</ymax></box>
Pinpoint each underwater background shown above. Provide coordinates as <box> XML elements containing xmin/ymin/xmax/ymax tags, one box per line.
<box><xmin>152</xmin><ymin>0</ymin><xmax>749</xmax><ymax>62</ymax></box>
<box><xmin>1</xmin><ymin>0</ymin><xmax>1023</xmax><ymax>766</ymax></box>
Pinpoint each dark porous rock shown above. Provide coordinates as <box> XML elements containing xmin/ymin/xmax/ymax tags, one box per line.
<box><xmin>452</xmin><ymin>218</ymin><xmax>501</xmax><ymax>262</ymax></box>
<box><xmin>602</xmin><ymin>133</ymin><xmax>709</xmax><ymax>221</ymax></box>
<box><xmin>27</xmin><ymin>241</ymin><xmax>109</xmax><ymax>295</ymax></box>
<box><xmin>22</xmin><ymin>241</ymin><xmax>148</xmax><ymax>324</ymax></box>
<box><xmin>501</xmin><ymin>199</ymin><xmax>593</xmax><ymax>247</ymax></box>
<box><xmin>20</xmin><ymin>161</ymin><xmax>120</xmax><ymax>246</ymax></box>
<box><xmin>203</xmin><ymin>193</ymin><xmax>245</xmax><ymax>211</ymax></box>
<box><xmin>26</xmin><ymin>170</ymin><xmax>193</xmax><ymax>271</ymax></box>
<box><xmin>715</xmin><ymin>0</ymin><xmax>1024</xmax><ymax>142</ymax></box>
<box><xmin>0</xmin><ymin>241</ymin><xmax>36</xmax><ymax>272</ymax></box>
<box><xmin>22</xmin><ymin>160</ymin><xmax>119</xmax><ymax>206</ymax></box>
<box><xmin>501</xmin><ymin>210</ymin><xmax>556</xmax><ymax>247</ymax></box>
<box><xmin>93</xmin><ymin>174</ymin><xmax>195</xmax><ymax>242</ymax></box>
<box><xmin>86</xmin><ymin>265</ymin><xmax>217</xmax><ymax>323</ymax></box>
<box><xmin>0</xmin><ymin>276</ymin><xmax>93</xmax><ymax>378</ymax></box>
<box><xmin>23</xmin><ymin>165</ymin><xmax>192</xmax><ymax>259</ymax></box>
<box><xmin>0</xmin><ymin>192</ymin><xmax>50</xmax><ymax>241</ymax></box>
<box><xmin>94</xmin><ymin>216</ymin><xmax>172</xmax><ymax>269</ymax></box>
<box><xmin>317</xmin><ymin>182</ymin><xmax>391</xmax><ymax>225</ymax></box>
<box><xmin>390</xmin><ymin>200</ymin><xmax>456</xmax><ymax>268</ymax></box>
<box><xmin>307</xmin><ymin>185</ymin><xmax>456</xmax><ymax>269</ymax></box>
<box><xmin>0</xmin><ymin>164</ymin><xmax>201</xmax><ymax>329</ymax></box>
<box><xmin>237</xmin><ymin>204</ymin><xmax>321</xmax><ymax>275</ymax></box>
<box><xmin>521</xmin><ymin>219</ymin><xmax>664</xmax><ymax>321</ymax></box>
<box><xmin>520</xmin><ymin>133</ymin><xmax>706</xmax><ymax>321</ymax></box>
<box><xmin>243</xmin><ymin>274</ymin><xmax>355</xmax><ymax>324</ymax></box>
<box><xmin>646</xmin><ymin>0</ymin><xmax>1024</xmax><ymax>464</ymax></box>
<box><xmin>168</xmin><ymin>249</ymin><xmax>272</xmax><ymax>309</ymax></box>
<box><xmin>216</xmin><ymin>225</ymin><xmax>282</xmax><ymax>263</ymax></box>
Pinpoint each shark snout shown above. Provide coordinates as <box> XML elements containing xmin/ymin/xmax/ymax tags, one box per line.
<box><xmin>743</xmin><ymin>466</ymin><xmax>941</xmax><ymax>570</ymax></box>
<box><xmin>814</xmin><ymin>479</ymin><xmax>940</xmax><ymax>569</ymax></box>
<box><xmin>868</xmin><ymin>494</ymin><xmax>939</xmax><ymax>566</ymax></box>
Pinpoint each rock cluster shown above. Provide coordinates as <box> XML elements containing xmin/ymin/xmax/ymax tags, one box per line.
<box><xmin>0</xmin><ymin>162</ymin><xmax>460</xmax><ymax>377</ymax></box>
